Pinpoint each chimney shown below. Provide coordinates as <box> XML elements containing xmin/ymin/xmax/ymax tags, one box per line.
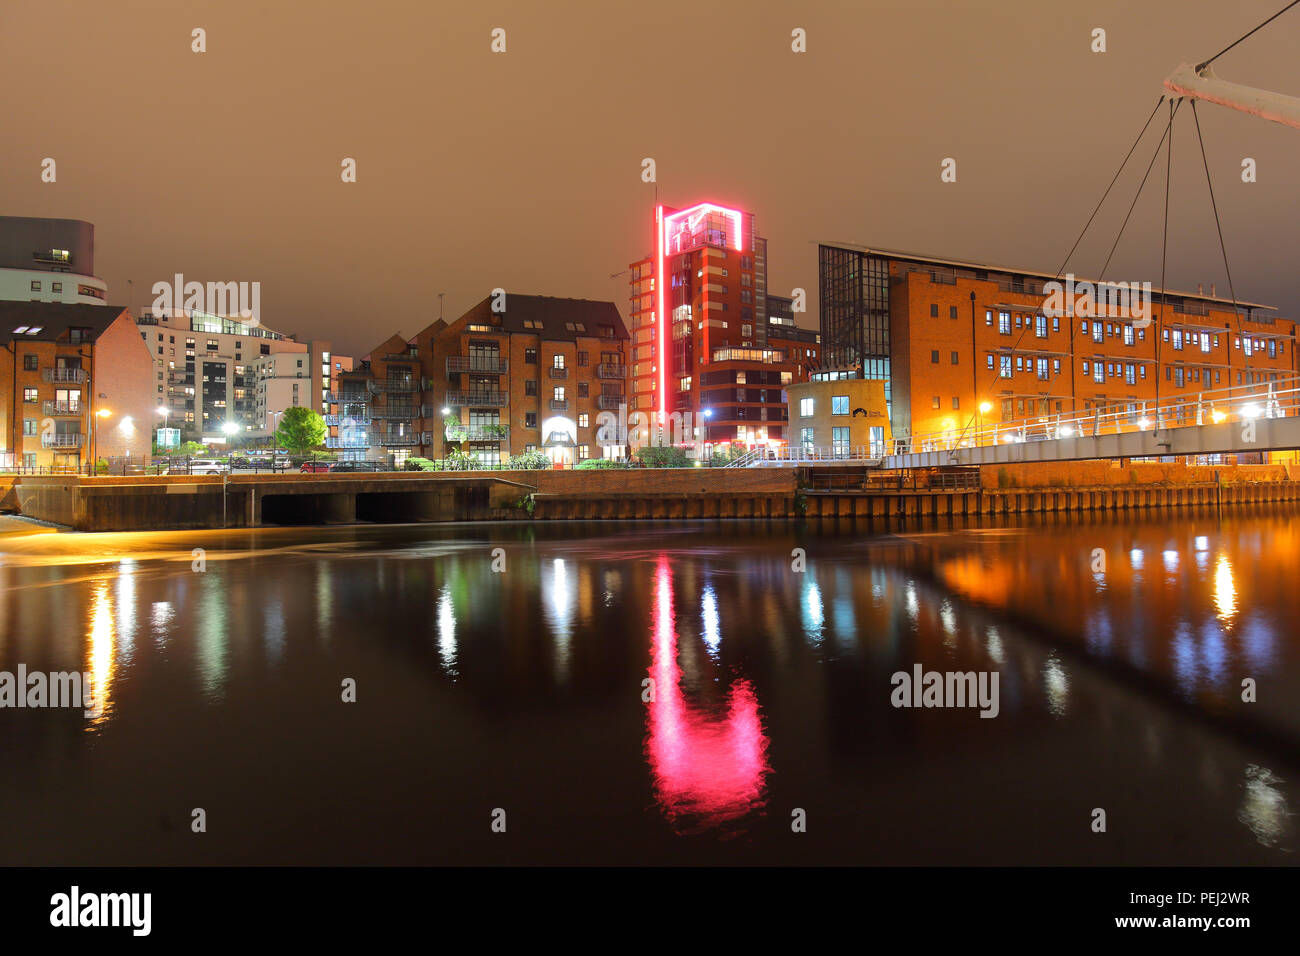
<box><xmin>1197</xmin><ymin>283</ymin><xmax>1203</xmax><ymax>295</ymax></box>
<box><xmin>1211</xmin><ymin>283</ymin><xmax>1217</xmax><ymax>297</ymax></box>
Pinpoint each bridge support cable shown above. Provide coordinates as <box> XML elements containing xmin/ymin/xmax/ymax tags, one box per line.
<box><xmin>945</xmin><ymin>96</ymin><xmax>1170</xmax><ymax>455</ymax></box>
<box><xmin>1196</xmin><ymin>0</ymin><xmax>1300</xmax><ymax>71</ymax></box>
<box><xmin>1190</xmin><ymin>99</ymin><xmax>1253</xmax><ymax>394</ymax></box>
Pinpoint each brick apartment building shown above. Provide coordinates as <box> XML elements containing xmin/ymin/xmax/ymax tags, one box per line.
<box><xmin>818</xmin><ymin>243</ymin><xmax>1298</xmax><ymax>444</ymax></box>
<box><xmin>0</xmin><ymin>302</ymin><xmax>154</xmax><ymax>470</ymax></box>
<box><xmin>628</xmin><ymin>201</ymin><xmax>818</xmax><ymax>450</ymax></box>
<box><xmin>332</xmin><ymin>294</ymin><xmax>630</xmax><ymax>466</ymax></box>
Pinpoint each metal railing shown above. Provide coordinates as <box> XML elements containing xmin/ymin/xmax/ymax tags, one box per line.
<box><xmin>324</xmin><ymin>413</ymin><xmax>371</xmax><ymax>426</ymax></box>
<box><xmin>42</xmin><ymin>400</ymin><xmax>82</xmax><ymax>415</ymax></box>
<box><xmin>444</xmin><ymin>424</ymin><xmax>509</xmax><ymax>441</ymax></box>
<box><xmin>446</xmin><ymin>390</ymin><xmax>507</xmax><ymax>406</ymax></box>
<box><xmin>42</xmin><ymin>368</ymin><xmax>87</xmax><ymax>384</ymax></box>
<box><xmin>549</xmin><ymin>399</ymin><xmax>569</xmax><ymax>411</ymax></box>
<box><xmin>548</xmin><ymin>366</ymin><xmax>569</xmax><ymax>379</ymax></box>
<box><xmin>368</xmin><ymin>378</ymin><xmax>417</xmax><ymax>393</ymax></box>
<box><xmin>595</xmin><ymin>394</ymin><xmax>625</xmax><ymax>410</ymax></box>
<box><xmin>42</xmin><ymin>434</ymin><xmax>84</xmax><ymax>448</ymax></box>
<box><xmin>894</xmin><ymin>374</ymin><xmax>1300</xmax><ymax>456</ymax></box>
<box><xmin>595</xmin><ymin>364</ymin><xmax>627</xmax><ymax>380</ymax></box>
<box><xmin>447</xmin><ymin>356</ymin><xmax>508</xmax><ymax>373</ymax></box>
<box><xmin>727</xmin><ymin>444</ymin><xmax>882</xmax><ymax>466</ymax></box>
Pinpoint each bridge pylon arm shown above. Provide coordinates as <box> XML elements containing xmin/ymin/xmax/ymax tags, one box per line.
<box><xmin>1164</xmin><ymin>62</ymin><xmax>1300</xmax><ymax>131</ymax></box>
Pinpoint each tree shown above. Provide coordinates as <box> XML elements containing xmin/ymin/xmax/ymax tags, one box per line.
<box><xmin>275</xmin><ymin>407</ymin><xmax>327</xmax><ymax>454</ymax></box>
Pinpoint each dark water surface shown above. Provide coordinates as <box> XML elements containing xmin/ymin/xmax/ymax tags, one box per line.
<box><xmin>0</xmin><ymin>510</ymin><xmax>1296</xmax><ymax>865</ymax></box>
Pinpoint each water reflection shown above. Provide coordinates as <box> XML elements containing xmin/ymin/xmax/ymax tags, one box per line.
<box><xmin>84</xmin><ymin>580</ymin><xmax>115</xmax><ymax>728</ymax></box>
<box><xmin>645</xmin><ymin>556</ymin><xmax>770</xmax><ymax>831</ymax></box>
<box><xmin>0</xmin><ymin>517</ymin><xmax>1296</xmax><ymax>864</ymax></box>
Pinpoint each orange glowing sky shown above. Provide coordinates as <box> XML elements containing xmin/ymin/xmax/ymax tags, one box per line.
<box><xmin>2</xmin><ymin>0</ymin><xmax>1298</xmax><ymax>356</ymax></box>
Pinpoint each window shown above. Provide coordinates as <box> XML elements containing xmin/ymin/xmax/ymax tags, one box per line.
<box><xmin>1035</xmin><ymin>315</ymin><xmax>1047</xmax><ymax>338</ymax></box>
<box><xmin>1092</xmin><ymin>323</ymin><xmax>1103</xmax><ymax>343</ymax></box>
<box><xmin>801</xmin><ymin>427</ymin><xmax>815</xmax><ymax>452</ymax></box>
<box><xmin>932</xmin><ymin>396</ymin><xmax>941</xmax><ymax>409</ymax></box>
<box><xmin>952</xmin><ymin>396</ymin><xmax>960</xmax><ymax>410</ymax></box>
<box><xmin>1123</xmin><ymin>324</ymin><xmax>1134</xmax><ymax>346</ymax></box>
<box><xmin>930</xmin><ymin>350</ymin><xmax>939</xmax><ymax>363</ymax></box>
<box><xmin>950</xmin><ymin>351</ymin><xmax>959</xmax><ymax>365</ymax></box>
<box><xmin>949</xmin><ymin>306</ymin><xmax>958</xmax><ymax>319</ymax></box>
<box><xmin>930</xmin><ymin>304</ymin><xmax>939</xmax><ymax>317</ymax></box>
<box><xmin>1037</xmin><ymin>358</ymin><xmax>1049</xmax><ymax>380</ymax></box>
<box><xmin>1174</xmin><ymin>366</ymin><xmax>1185</xmax><ymax>387</ymax></box>
<box><xmin>30</xmin><ymin>280</ymin><xmax>40</xmax><ymax>292</ymax></box>
<box><xmin>525</xmin><ymin>348</ymin><xmax>537</xmax><ymax>364</ymax></box>
<box><xmin>553</xmin><ymin>386</ymin><xmax>565</xmax><ymax>401</ymax></box>
<box><xmin>799</xmin><ymin>397</ymin><xmax>814</xmax><ymax>417</ymax></box>
<box><xmin>1093</xmin><ymin>363</ymin><xmax>1104</xmax><ymax>383</ymax></box>
<box><xmin>525</xmin><ymin>412</ymin><xmax>537</xmax><ymax>428</ymax></box>
<box><xmin>832</xmin><ymin>426</ymin><xmax>850</xmax><ymax>458</ymax></box>
<box><xmin>1243</xmin><ymin>338</ymin><xmax>1253</xmax><ymax>357</ymax></box>
<box><xmin>552</xmin><ymin>354</ymin><xmax>565</xmax><ymax>369</ymax></box>
<box><xmin>22</xmin><ymin>354</ymin><xmax>37</xmax><ymax>371</ymax></box>
<box><xmin>578</xmin><ymin>413</ymin><xmax>589</xmax><ymax>427</ymax></box>
<box><xmin>23</xmin><ymin>419</ymin><xmax>37</xmax><ymax>436</ymax></box>
<box><xmin>577</xmin><ymin>382</ymin><xmax>588</xmax><ymax>397</ymax></box>
<box><xmin>52</xmin><ymin>282</ymin><xmax>62</xmax><ymax>293</ymax></box>
<box><xmin>831</xmin><ymin>395</ymin><xmax>848</xmax><ymax>416</ymax></box>
<box><xmin>985</xmin><ymin>310</ymin><xmax>994</xmax><ymax>326</ymax></box>
<box><xmin>23</xmin><ymin>387</ymin><xmax>38</xmax><ymax>403</ymax></box>
<box><xmin>525</xmin><ymin>380</ymin><xmax>538</xmax><ymax>396</ymax></box>
<box><xmin>999</xmin><ymin>355</ymin><xmax>1012</xmax><ymax>378</ymax></box>
<box><xmin>998</xmin><ymin>312</ymin><xmax>1011</xmax><ymax>334</ymax></box>
<box><xmin>577</xmin><ymin>445</ymin><xmax>590</xmax><ymax>461</ymax></box>
<box><xmin>1052</xmin><ymin>316</ymin><xmax>1060</xmax><ymax>332</ymax></box>
<box><xmin>986</xmin><ymin>353</ymin><xmax>994</xmax><ymax>370</ymax></box>
<box><xmin>1172</xmin><ymin>330</ymin><xmax>1183</xmax><ymax>351</ymax></box>
<box><xmin>1125</xmin><ymin>364</ymin><xmax>1136</xmax><ymax>385</ymax></box>
<box><xmin>1269</xmin><ymin>339</ymin><xmax>1278</xmax><ymax>358</ymax></box>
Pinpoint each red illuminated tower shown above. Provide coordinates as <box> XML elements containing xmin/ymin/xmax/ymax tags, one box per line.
<box><xmin>628</xmin><ymin>201</ymin><xmax>815</xmax><ymax>450</ymax></box>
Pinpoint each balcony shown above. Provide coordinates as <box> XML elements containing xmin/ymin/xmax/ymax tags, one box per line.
<box><xmin>549</xmin><ymin>398</ymin><xmax>569</xmax><ymax>411</ymax></box>
<box><xmin>372</xmin><ymin>405</ymin><xmax>417</xmax><ymax>420</ymax></box>
<box><xmin>43</xmin><ymin>368</ymin><xmax>87</xmax><ymax>384</ymax></box>
<box><xmin>445</xmin><ymin>424</ymin><xmax>509</xmax><ymax>442</ymax></box>
<box><xmin>446</xmin><ymin>390</ymin><xmax>507</xmax><ymax>407</ymax></box>
<box><xmin>373</xmin><ymin>430</ymin><xmax>427</xmax><ymax>447</ymax></box>
<box><xmin>595</xmin><ymin>364</ymin><xmax>626</xmax><ymax>380</ymax></box>
<box><xmin>328</xmin><ymin>392</ymin><xmax>369</xmax><ymax>404</ymax></box>
<box><xmin>595</xmin><ymin>394</ymin><xmax>625</xmax><ymax>410</ymax></box>
<box><xmin>447</xmin><ymin>356</ymin><xmax>508</xmax><ymax>374</ymax></box>
<box><xmin>42</xmin><ymin>401</ymin><xmax>82</xmax><ymax>416</ymax></box>
<box><xmin>326</xmin><ymin>435</ymin><xmax>370</xmax><ymax>449</ymax></box>
<box><xmin>42</xmin><ymin>434</ymin><xmax>84</xmax><ymax>448</ymax></box>
<box><xmin>368</xmin><ymin>378</ymin><xmax>417</xmax><ymax>394</ymax></box>
<box><xmin>548</xmin><ymin>366</ymin><xmax>569</xmax><ymax>379</ymax></box>
<box><xmin>324</xmin><ymin>413</ymin><xmax>371</xmax><ymax>426</ymax></box>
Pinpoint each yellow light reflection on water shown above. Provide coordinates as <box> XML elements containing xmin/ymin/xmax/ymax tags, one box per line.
<box><xmin>85</xmin><ymin>580</ymin><xmax>116</xmax><ymax>727</ymax></box>
<box><xmin>1214</xmin><ymin>555</ymin><xmax>1237</xmax><ymax>623</ymax></box>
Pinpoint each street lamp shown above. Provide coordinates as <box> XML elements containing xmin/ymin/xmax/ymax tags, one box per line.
<box><xmin>978</xmin><ymin>401</ymin><xmax>992</xmax><ymax>443</ymax></box>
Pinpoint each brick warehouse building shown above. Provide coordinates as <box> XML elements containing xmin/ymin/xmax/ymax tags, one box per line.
<box><xmin>333</xmin><ymin>294</ymin><xmax>630</xmax><ymax>467</ymax></box>
<box><xmin>818</xmin><ymin>243</ymin><xmax>1297</xmax><ymax>444</ymax></box>
<box><xmin>0</xmin><ymin>302</ymin><xmax>154</xmax><ymax>470</ymax></box>
<box><xmin>628</xmin><ymin>201</ymin><xmax>818</xmax><ymax>450</ymax></box>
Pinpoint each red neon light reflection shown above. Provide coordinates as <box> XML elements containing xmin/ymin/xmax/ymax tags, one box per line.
<box><xmin>645</xmin><ymin>555</ymin><xmax>770</xmax><ymax>830</ymax></box>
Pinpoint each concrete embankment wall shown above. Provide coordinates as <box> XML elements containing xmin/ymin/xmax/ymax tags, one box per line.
<box><xmin>11</xmin><ymin>463</ymin><xmax>1300</xmax><ymax>531</ymax></box>
<box><xmin>12</xmin><ymin>468</ymin><xmax>801</xmax><ymax>531</ymax></box>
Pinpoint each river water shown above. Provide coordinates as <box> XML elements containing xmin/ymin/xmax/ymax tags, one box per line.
<box><xmin>0</xmin><ymin>510</ymin><xmax>1295</xmax><ymax>865</ymax></box>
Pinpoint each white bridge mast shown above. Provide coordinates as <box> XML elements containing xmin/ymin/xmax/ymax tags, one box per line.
<box><xmin>1164</xmin><ymin>62</ymin><xmax>1300</xmax><ymax>130</ymax></box>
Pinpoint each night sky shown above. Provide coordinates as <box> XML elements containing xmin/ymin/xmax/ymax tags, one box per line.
<box><xmin>2</xmin><ymin>0</ymin><xmax>1297</xmax><ymax>355</ymax></box>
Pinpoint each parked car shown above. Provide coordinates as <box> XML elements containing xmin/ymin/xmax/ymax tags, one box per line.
<box><xmin>189</xmin><ymin>459</ymin><xmax>229</xmax><ymax>476</ymax></box>
<box><xmin>300</xmin><ymin>461</ymin><xmax>332</xmax><ymax>473</ymax></box>
<box><xmin>329</xmin><ymin>461</ymin><xmax>376</xmax><ymax>473</ymax></box>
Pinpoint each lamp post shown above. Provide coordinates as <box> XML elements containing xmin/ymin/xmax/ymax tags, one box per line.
<box><xmin>978</xmin><ymin>401</ymin><xmax>992</xmax><ymax>445</ymax></box>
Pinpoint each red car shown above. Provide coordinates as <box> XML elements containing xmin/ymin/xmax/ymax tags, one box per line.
<box><xmin>299</xmin><ymin>461</ymin><xmax>332</xmax><ymax>473</ymax></box>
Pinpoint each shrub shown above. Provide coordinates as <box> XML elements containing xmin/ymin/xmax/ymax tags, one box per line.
<box><xmin>636</xmin><ymin>445</ymin><xmax>690</xmax><ymax>468</ymax></box>
<box><xmin>576</xmin><ymin>458</ymin><xmax>629</xmax><ymax>469</ymax></box>
<box><xmin>507</xmin><ymin>450</ymin><xmax>551</xmax><ymax>470</ymax></box>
